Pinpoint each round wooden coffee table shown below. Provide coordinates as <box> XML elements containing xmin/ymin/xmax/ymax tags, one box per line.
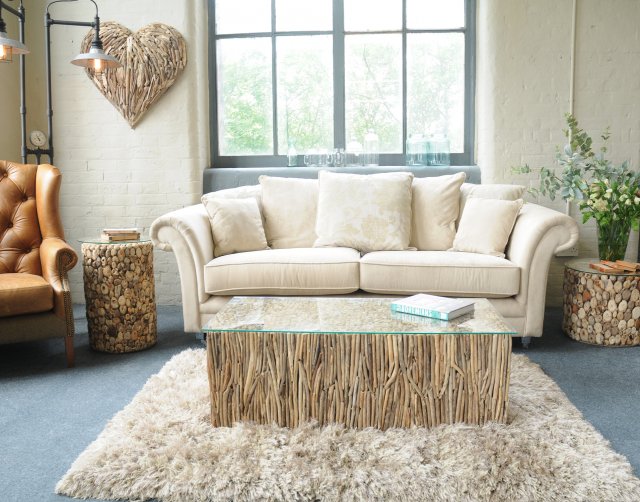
<box><xmin>80</xmin><ymin>237</ymin><xmax>157</xmax><ymax>353</ymax></box>
<box><xmin>563</xmin><ymin>258</ymin><xmax>640</xmax><ymax>346</ymax></box>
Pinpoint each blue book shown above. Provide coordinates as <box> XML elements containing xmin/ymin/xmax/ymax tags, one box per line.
<box><xmin>390</xmin><ymin>294</ymin><xmax>475</xmax><ymax>321</ymax></box>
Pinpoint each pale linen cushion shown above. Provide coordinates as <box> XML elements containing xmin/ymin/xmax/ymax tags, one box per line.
<box><xmin>201</xmin><ymin>197</ymin><xmax>269</xmax><ymax>258</ymax></box>
<box><xmin>451</xmin><ymin>198</ymin><xmax>524</xmax><ymax>258</ymax></box>
<box><xmin>410</xmin><ymin>172</ymin><xmax>466</xmax><ymax>250</ymax></box>
<box><xmin>360</xmin><ymin>250</ymin><xmax>519</xmax><ymax>297</ymax></box>
<box><xmin>204</xmin><ymin>247</ymin><xmax>360</xmax><ymax>295</ymax></box>
<box><xmin>458</xmin><ymin>183</ymin><xmax>526</xmax><ymax>225</ymax></box>
<box><xmin>314</xmin><ymin>171</ymin><xmax>414</xmax><ymax>253</ymax></box>
<box><xmin>259</xmin><ymin>176</ymin><xmax>318</xmax><ymax>248</ymax></box>
<box><xmin>202</xmin><ymin>184</ymin><xmax>262</xmax><ymax>204</ymax></box>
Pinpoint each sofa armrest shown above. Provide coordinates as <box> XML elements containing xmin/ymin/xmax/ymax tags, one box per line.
<box><xmin>40</xmin><ymin>237</ymin><xmax>78</xmax><ymax>323</ymax></box>
<box><xmin>506</xmin><ymin>203</ymin><xmax>579</xmax><ymax>337</ymax></box>
<box><xmin>150</xmin><ymin>204</ymin><xmax>214</xmax><ymax>332</ymax></box>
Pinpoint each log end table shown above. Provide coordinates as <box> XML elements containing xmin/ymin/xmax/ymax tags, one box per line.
<box><xmin>563</xmin><ymin>258</ymin><xmax>640</xmax><ymax>346</ymax></box>
<box><xmin>80</xmin><ymin>237</ymin><xmax>157</xmax><ymax>353</ymax></box>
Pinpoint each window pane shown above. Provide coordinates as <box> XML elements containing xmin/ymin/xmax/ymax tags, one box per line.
<box><xmin>407</xmin><ymin>0</ymin><xmax>465</xmax><ymax>30</ymax></box>
<box><xmin>215</xmin><ymin>0</ymin><xmax>271</xmax><ymax>34</ymax></box>
<box><xmin>407</xmin><ymin>33</ymin><xmax>464</xmax><ymax>153</ymax></box>
<box><xmin>344</xmin><ymin>0</ymin><xmax>402</xmax><ymax>32</ymax></box>
<box><xmin>277</xmin><ymin>36</ymin><xmax>333</xmax><ymax>153</ymax></box>
<box><xmin>345</xmin><ymin>34</ymin><xmax>402</xmax><ymax>153</ymax></box>
<box><xmin>276</xmin><ymin>0</ymin><xmax>332</xmax><ymax>31</ymax></box>
<box><xmin>217</xmin><ymin>39</ymin><xmax>273</xmax><ymax>155</ymax></box>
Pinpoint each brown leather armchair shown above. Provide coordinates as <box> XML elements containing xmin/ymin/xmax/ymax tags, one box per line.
<box><xmin>0</xmin><ymin>161</ymin><xmax>78</xmax><ymax>367</ymax></box>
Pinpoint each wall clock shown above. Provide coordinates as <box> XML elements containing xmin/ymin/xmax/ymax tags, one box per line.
<box><xmin>29</xmin><ymin>130</ymin><xmax>48</xmax><ymax>148</ymax></box>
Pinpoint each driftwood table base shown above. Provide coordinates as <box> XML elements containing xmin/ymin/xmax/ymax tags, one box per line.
<box><xmin>207</xmin><ymin>331</ymin><xmax>511</xmax><ymax>429</ymax></box>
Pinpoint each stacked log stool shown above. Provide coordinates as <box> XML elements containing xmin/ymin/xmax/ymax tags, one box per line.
<box><xmin>563</xmin><ymin>258</ymin><xmax>640</xmax><ymax>346</ymax></box>
<box><xmin>80</xmin><ymin>238</ymin><xmax>157</xmax><ymax>353</ymax></box>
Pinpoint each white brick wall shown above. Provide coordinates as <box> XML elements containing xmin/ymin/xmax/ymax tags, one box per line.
<box><xmin>45</xmin><ymin>0</ymin><xmax>209</xmax><ymax>305</ymax></box>
<box><xmin>478</xmin><ymin>0</ymin><xmax>640</xmax><ymax>306</ymax></box>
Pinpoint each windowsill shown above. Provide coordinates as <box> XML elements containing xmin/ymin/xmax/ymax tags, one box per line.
<box><xmin>203</xmin><ymin>165</ymin><xmax>480</xmax><ymax>193</ymax></box>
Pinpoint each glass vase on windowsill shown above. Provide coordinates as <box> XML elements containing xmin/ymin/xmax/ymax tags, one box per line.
<box><xmin>513</xmin><ymin>114</ymin><xmax>640</xmax><ymax>262</ymax></box>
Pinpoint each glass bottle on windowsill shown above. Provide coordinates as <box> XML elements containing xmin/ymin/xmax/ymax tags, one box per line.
<box><xmin>362</xmin><ymin>130</ymin><xmax>379</xmax><ymax>166</ymax></box>
<box><xmin>287</xmin><ymin>146</ymin><xmax>297</xmax><ymax>167</ymax></box>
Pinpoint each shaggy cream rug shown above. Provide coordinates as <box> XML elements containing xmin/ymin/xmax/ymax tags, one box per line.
<box><xmin>56</xmin><ymin>349</ymin><xmax>640</xmax><ymax>502</ymax></box>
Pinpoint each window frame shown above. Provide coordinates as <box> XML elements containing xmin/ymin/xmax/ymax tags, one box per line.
<box><xmin>208</xmin><ymin>0</ymin><xmax>476</xmax><ymax>167</ymax></box>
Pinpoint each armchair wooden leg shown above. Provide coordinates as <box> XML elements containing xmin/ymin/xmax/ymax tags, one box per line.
<box><xmin>65</xmin><ymin>336</ymin><xmax>75</xmax><ymax>368</ymax></box>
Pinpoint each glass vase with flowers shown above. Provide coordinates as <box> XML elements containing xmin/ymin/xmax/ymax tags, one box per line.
<box><xmin>515</xmin><ymin>114</ymin><xmax>640</xmax><ymax>261</ymax></box>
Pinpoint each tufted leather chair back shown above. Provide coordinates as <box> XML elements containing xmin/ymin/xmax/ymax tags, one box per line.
<box><xmin>0</xmin><ymin>161</ymin><xmax>49</xmax><ymax>275</ymax></box>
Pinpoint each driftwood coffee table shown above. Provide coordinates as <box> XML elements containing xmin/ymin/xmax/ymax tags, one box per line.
<box><xmin>203</xmin><ymin>297</ymin><xmax>514</xmax><ymax>430</ymax></box>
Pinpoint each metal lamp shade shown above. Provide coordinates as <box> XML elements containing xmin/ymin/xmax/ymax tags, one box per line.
<box><xmin>71</xmin><ymin>46</ymin><xmax>120</xmax><ymax>73</ymax></box>
<box><xmin>0</xmin><ymin>30</ymin><xmax>29</xmax><ymax>62</ymax></box>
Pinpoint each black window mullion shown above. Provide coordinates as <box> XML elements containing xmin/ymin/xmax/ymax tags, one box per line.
<box><xmin>333</xmin><ymin>0</ymin><xmax>345</xmax><ymax>150</ymax></box>
<box><xmin>208</xmin><ymin>0</ymin><xmax>219</xmax><ymax>162</ymax></box>
<box><xmin>401</xmin><ymin>0</ymin><xmax>407</xmax><ymax>156</ymax></box>
<box><xmin>271</xmin><ymin>0</ymin><xmax>279</xmax><ymax>156</ymax></box>
<box><xmin>464</xmin><ymin>0</ymin><xmax>476</xmax><ymax>165</ymax></box>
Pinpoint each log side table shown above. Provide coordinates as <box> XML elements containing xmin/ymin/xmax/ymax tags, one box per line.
<box><xmin>563</xmin><ymin>258</ymin><xmax>640</xmax><ymax>346</ymax></box>
<box><xmin>79</xmin><ymin>237</ymin><xmax>157</xmax><ymax>353</ymax></box>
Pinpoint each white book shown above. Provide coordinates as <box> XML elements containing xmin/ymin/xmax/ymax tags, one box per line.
<box><xmin>390</xmin><ymin>294</ymin><xmax>475</xmax><ymax>321</ymax></box>
<box><xmin>102</xmin><ymin>228</ymin><xmax>140</xmax><ymax>234</ymax></box>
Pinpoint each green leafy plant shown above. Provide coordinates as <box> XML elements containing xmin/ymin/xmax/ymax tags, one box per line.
<box><xmin>513</xmin><ymin>113</ymin><xmax>640</xmax><ymax>231</ymax></box>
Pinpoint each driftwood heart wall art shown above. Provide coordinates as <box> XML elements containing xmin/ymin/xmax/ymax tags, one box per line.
<box><xmin>81</xmin><ymin>22</ymin><xmax>187</xmax><ymax>128</ymax></box>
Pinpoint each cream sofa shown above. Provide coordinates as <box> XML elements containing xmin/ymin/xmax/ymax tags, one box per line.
<box><xmin>150</xmin><ymin>173</ymin><xmax>579</xmax><ymax>343</ymax></box>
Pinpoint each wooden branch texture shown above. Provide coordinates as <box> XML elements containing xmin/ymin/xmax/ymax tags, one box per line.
<box><xmin>207</xmin><ymin>332</ymin><xmax>511</xmax><ymax>429</ymax></box>
<box><xmin>81</xmin><ymin>22</ymin><xmax>187</xmax><ymax>128</ymax></box>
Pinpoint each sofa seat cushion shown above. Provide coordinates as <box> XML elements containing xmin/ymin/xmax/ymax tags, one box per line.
<box><xmin>0</xmin><ymin>273</ymin><xmax>54</xmax><ymax>317</ymax></box>
<box><xmin>204</xmin><ymin>248</ymin><xmax>360</xmax><ymax>295</ymax></box>
<box><xmin>360</xmin><ymin>251</ymin><xmax>520</xmax><ymax>298</ymax></box>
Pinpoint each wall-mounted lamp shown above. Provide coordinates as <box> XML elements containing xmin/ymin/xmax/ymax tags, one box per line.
<box><xmin>49</xmin><ymin>0</ymin><xmax>120</xmax><ymax>75</ymax></box>
<box><xmin>0</xmin><ymin>1</ymin><xmax>28</xmax><ymax>62</ymax></box>
<box><xmin>1</xmin><ymin>0</ymin><xmax>122</xmax><ymax>164</ymax></box>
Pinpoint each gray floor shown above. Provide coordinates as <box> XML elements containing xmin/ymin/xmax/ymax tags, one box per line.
<box><xmin>0</xmin><ymin>305</ymin><xmax>638</xmax><ymax>502</ymax></box>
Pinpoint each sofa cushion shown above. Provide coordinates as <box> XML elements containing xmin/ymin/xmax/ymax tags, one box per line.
<box><xmin>451</xmin><ymin>198</ymin><xmax>524</xmax><ymax>258</ymax></box>
<box><xmin>314</xmin><ymin>171</ymin><xmax>414</xmax><ymax>253</ymax></box>
<box><xmin>202</xmin><ymin>197</ymin><xmax>269</xmax><ymax>258</ymax></box>
<box><xmin>204</xmin><ymin>247</ymin><xmax>360</xmax><ymax>295</ymax></box>
<box><xmin>0</xmin><ymin>273</ymin><xmax>54</xmax><ymax>317</ymax></box>
<box><xmin>259</xmin><ymin>176</ymin><xmax>318</xmax><ymax>249</ymax></box>
<box><xmin>359</xmin><ymin>251</ymin><xmax>520</xmax><ymax>297</ymax></box>
<box><xmin>458</xmin><ymin>183</ymin><xmax>526</xmax><ymax>225</ymax></box>
<box><xmin>410</xmin><ymin>172</ymin><xmax>466</xmax><ymax>251</ymax></box>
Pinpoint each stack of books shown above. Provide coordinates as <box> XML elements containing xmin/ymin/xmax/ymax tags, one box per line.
<box><xmin>390</xmin><ymin>293</ymin><xmax>476</xmax><ymax>321</ymax></box>
<box><xmin>589</xmin><ymin>260</ymin><xmax>640</xmax><ymax>273</ymax></box>
<box><xmin>101</xmin><ymin>228</ymin><xmax>140</xmax><ymax>242</ymax></box>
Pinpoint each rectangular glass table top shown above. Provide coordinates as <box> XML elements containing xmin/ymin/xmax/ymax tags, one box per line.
<box><xmin>203</xmin><ymin>297</ymin><xmax>516</xmax><ymax>336</ymax></box>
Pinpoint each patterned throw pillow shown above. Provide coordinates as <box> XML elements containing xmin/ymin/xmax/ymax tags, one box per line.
<box><xmin>314</xmin><ymin>170</ymin><xmax>414</xmax><ymax>253</ymax></box>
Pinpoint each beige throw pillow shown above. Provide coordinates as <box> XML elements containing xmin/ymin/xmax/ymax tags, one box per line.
<box><xmin>410</xmin><ymin>172</ymin><xmax>466</xmax><ymax>250</ymax></box>
<box><xmin>259</xmin><ymin>176</ymin><xmax>318</xmax><ymax>248</ymax></box>
<box><xmin>314</xmin><ymin>171</ymin><xmax>414</xmax><ymax>253</ymax></box>
<box><xmin>458</xmin><ymin>183</ymin><xmax>526</xmax><ymax>225</ymax></box>
<box><xmin>451</xmin><ymin>198</ymin><xmax>524</xmax><ymax>258</ymax></box>
<box><xmin>202</xmin><ymin>197</ymin><xmax>269</xmax><ymax>257</ymax></box>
